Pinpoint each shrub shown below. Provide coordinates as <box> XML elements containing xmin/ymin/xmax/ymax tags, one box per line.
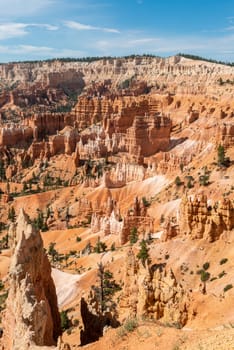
<box><xmin>200</xmin><ymin>270</ymin><xmax>210</xmax><ymax>282</ymax></box>
<box><xmin>94</xmin><ymin>237</ymin><xmax>107</xmax><ymax>253</ymax></box>
<box><xmin>224</xmin><ymin>284</ymin><xmax>233</xmax><ymax>292</ymax></box>
<box><xmin>73</xmin><ymin>319</ymin><xmax>79</xmax><ymax>326</ymax></box>
<box><xmin>203</xmin><ymin>262</ymin><xmax>210</xmax><ymax>270</ymax></box>
<box><xmin>60</xmin><ymin>310</ymin><xmax>70</xmax><ymax>331</ymax></box>
<box><xmin>187</xmin><ymin>178</ymin><xmax>194</xmax><ymax>188</ymax></box>
<box><xmin>175</xmin><ymin>176</ymin><xmax>182</xmax><ymax>186</ymax></box>
<box><xmin>219</xmin><ymin>271</ymin><xmax>226</xmax><ymax>279</ymax></box>
<box><xmin>0</xmin><ymin>280</ymin><xmax>4</xmax><ymax>291</ymax></box>
<box><xmin>142</xmin><ymin>196</ymin><xmax>151</xmax><ymax>207</ymax></box>
<box><xmin>199</xmin><ymin>174</ymin><xmax>210</xmax><ymax>186</ymax></box>
<box><xmin>123</xmin><ymin>318</ymin><xmax>138</xmax><ymax>332</ymax></box>
<box><xmin>220</xmin><ymin>258</ymin><xmax>228</xmax><ymax>265</ymax></box>
<box><xmin>76</xmin><ymin>236</ymin><xmax>82</xmax><ymax>242</ymax></box>
<box><xmin>210</xmin><ymin>277</ymin><xmax>217</xmax><ymax>282</ymax></box>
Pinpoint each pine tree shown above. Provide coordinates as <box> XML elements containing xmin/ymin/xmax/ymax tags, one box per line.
<box><xmin>137</xmin><ymin>239</ymin><xmax>150</xmax><ymax>267</ymax></box>
<box><xmin>0</xmin><ymin>160</ymin><xmax>6</xmax><ymax>181</ymax></box>
<box><xmin>217</xmin><ymin>144</ymin><xmax>225</xmax><ymax>165</ymax></box>
<box><xmin>48</xmin><ymin>242</ymin><xmax>58</xmax><ymax>262</ymax></box>
<box><xmin>8</xmin><ymin>207</ymin><xmax>16</xmax><ymax>222</ymax></box>
<box><xmin>175</xmin><ymin>176</ymin><xmax>182</xmax><ymax>186</ymax></box>
<box><xmin>129</xmin><ymin>227</ymin><xmax>138</xmax><ymax>244</ymax></box>
<box><xmin>93</xmin><ymin>263</ymin><xmax>121</xmax><ymax>313</ymax></box>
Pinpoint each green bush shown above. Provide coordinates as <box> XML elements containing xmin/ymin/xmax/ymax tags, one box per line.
<box><xmin>73</xmin><ymin>319</ymin><xmax>79</xmax><ymax>327</ymax></box>
<box><xmin>175</xmin><ymin>176</ymin><xmax>182</xmax><ymax>186</ymax></box>
<box><xmin>199</xmin><ymin>174</ymin><xmax>210</xmax><ymax>186</ymax></box>
<box><xmin>224</xmin><ymin>284</ymin><xmax>233</xmax><ymax>292</ymax></box>
<box><xmin>94</xmin><ymin>238</ymin><xmax>107</xmax><ymax>253</ymax></box>
<box><xmin>60</xmin><ymin>310</ymin><xmax>70</xmax><ymax>331</ymax></box>
<box><xmin>203</xmin><ymin>262</ymin><xmax>210</xmax><ymax>270</ymax></box>
<box><xmin>219</xmin><ymin>271</ymin><xmax>226</xmax><ymax>279</ymax></box>
<box><xmin>220</xmin><ymin>258</ymin><xmax>228</xmax><ymax>265</ymax></box>
<box><xmin>210</xmin><ymin>277</ymin><xmax>217</xmax><ymax>282</ymax></box>
<box><xmin>200</xmin><ymin>270</ymin><xmax>210</xmax><ymax>282</ymax></box>
<box><xmin>142</xmin><ymin>196</ymin><xmax>151</xmax><ymax>207</ymax></box>
<box><xmin>111</xmin><ymin>242</ymin><xmax>116</xmax><ymax>251</ymax></box>
<box><xmin>123</xmin><ymin>318</ymin><xmax>138</xmax><ymax>332</ymax></box>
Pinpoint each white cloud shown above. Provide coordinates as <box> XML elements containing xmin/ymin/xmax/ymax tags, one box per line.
<box><xmin>129</xmin><ymin>38</ymin><xmax>160</xmax><ymax>44</ymax></box>
<box><xmin>18</xmin><ymin>45</ymin><xmax>54</xmax><ymax>53</ymax></box>
<box><xmin>40</xmin><ymin>24</ymin><xmax>58</xmax><ymax>31</ymax></box>
<box><xmin>0</xmin><ymin>45</ymin><xmax>53</xmax><ymax>54</ymax></box>
<box><xmin>0</xmin><ymin>0</ymin><xmax>55</xmax><ymax>18</ymax></box>
<box><xmin>94</xmin><ymin>32</ymin><xmax>234</xmax><ymax>60</ymax></box>
<box><xmin>0</xmin><ymin>23</ymin><xmax>58</xmax><ymax>40</ymax></box>
<box><xmin>0</xmin><ymin>44</ymin><xmax>84</xmax><ymax>58</ymax></box>
<box><xmin>224</xmin><ymin>26</ymin><xmax>234</xmax><ymax>31</ymax></box>
<box><xmin>64</xmin><ymin>20</ymin><xmax>120</xmax><ymax>34</ymax></box>
<box><xmin>0</xmin><ymin>23</ymin><xmax>28</xmax><ymax>40</ymax></box>
<box><xmin>95</xmin><ymin>36</ymin><xmax>162</xmax><ymax>51</ymax></box>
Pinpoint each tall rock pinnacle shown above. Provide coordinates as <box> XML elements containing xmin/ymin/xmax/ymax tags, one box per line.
<box><xmin>2</xmin><ymin>209</ymin><xmax>61</xmax><ymax>350</ymax></box>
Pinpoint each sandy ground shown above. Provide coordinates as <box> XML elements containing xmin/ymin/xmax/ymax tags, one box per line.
<box><xmin>52</xmin><ymin>268</ymin><xmax>83</xmax><ymax>308</ymax></box>
<box><xmin>84</xmin><ymin>323</ymin><xmax>234</xmax><ymax>350</ymax></box>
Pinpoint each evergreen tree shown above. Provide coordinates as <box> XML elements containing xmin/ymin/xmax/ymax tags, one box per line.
<box><xmin>110</xmin><ymin>242</ymin><xmax>116</xmax><ymax>251</ymax></box>
<box><xmin>129</xmin><ymin>227</ymin><xmax>138</xmax><ymax>244</ymax></box>
<box><xmin>0</xmin><ymin>160</ymin><xmax>6</xmax><ymax>181</ymax></box>
<box><xmin>94</xmin><ymin>237</ymin><xmax>107</xmax><ymax>253</ymax></box>
<box><xmin>8</xmin><ymin>207</ymin><xmax>16</xmax><ymax>222</ymax></box>
<box><xmin>137</xmin><ymin>239</ymin><xmax>150</xmax><ymax>267</ymax></box>
<box><xmin>175</xmin><ymin>176</ymin><xmax>182</xmax><ymax>186</ymax></box>
<box><xmin>23</xmin><ymin>182</ymin><xmax>27</xmax><ymax>192</ymax></box>
<box><xmin>48</xmin><ymin>242</ymin><xmax>58</xmax><ymax>262</ymax></box>
<box><xmin>217</xmin><ymin>144</ymin><xmax>230</xmax><ymax>167</ymax></box>
<box><xmin>60</xmin><ymin>310</ymin><xmax>70</xmax><ymax>331</ymax></box>
<box><xmin>217</xmin><ymin>144</ymin><xmax>225</xmax><ymax>165</ymax></box>
<box><xmin>92</xmin><ymin>263</ymin><xmax>121</xmax><ymax>313</ymax></box>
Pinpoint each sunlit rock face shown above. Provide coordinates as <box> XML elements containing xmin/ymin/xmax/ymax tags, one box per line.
<box><xmin>2</xmin><ymin>209</ymin><xmax>61</xmax><ymax>350</ymax></box>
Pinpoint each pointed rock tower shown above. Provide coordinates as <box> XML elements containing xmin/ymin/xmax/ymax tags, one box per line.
<box><xmin>2</xmin><ymin>209</ymin><xmax>61</xmax><ymax>350</ymax></box>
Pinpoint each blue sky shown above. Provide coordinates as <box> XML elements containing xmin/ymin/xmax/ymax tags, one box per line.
<box><xmin>0</xmin><ymin>0</ymin><xmax>234</xmax><ymax>62</ymax></box>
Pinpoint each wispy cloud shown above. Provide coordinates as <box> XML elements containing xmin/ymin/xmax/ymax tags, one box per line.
<box><xmin>0</xmin><ymin>44</ymin><xmax>84</xmax><ymax>58</ymax></box>
<box><xmin>227</xmin><ymin>16</ymin><xmax>234</xmax><ymax>24</ymax></box>
<box><xmin>94</xmin><ymin>32</ymin><xmax>234</xmax><ymax>59</ymax></box>
<box><xmin>95</xmin><ymin>36</ymin><xmax>162</xmax><ymax>52</ymax></box>
<box><xmin>224</xmin><ymin>26</ymin><xmax>234</xmax><ymax>31</ymax></box>
<box><xmin>0</xmin><ymin>23</ymin><xmax>28</xmax><ymax>40</ymax></box>
<box><xmin>0</xmin><ymin>45</ymin><xmax>53</xmax><ymax>54</ymax></box>
<box><xmin>64</xmin><ymin>20</ymin><xmax>120</xmax><ymax>34</ymax></box>
<box><xmin>129</xmin><ymin>38</ymin><xmax>160</xmax><ymax>44</ymax></box>
<box><xmin>0</xmin><ymin>23</ymin><xmax>58</xmax><ymax>40</ymax></box>
<box><xmin>0</xmin><ymin>0</ymin><xmax>55</xmax><ymax>18</ymax></box>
